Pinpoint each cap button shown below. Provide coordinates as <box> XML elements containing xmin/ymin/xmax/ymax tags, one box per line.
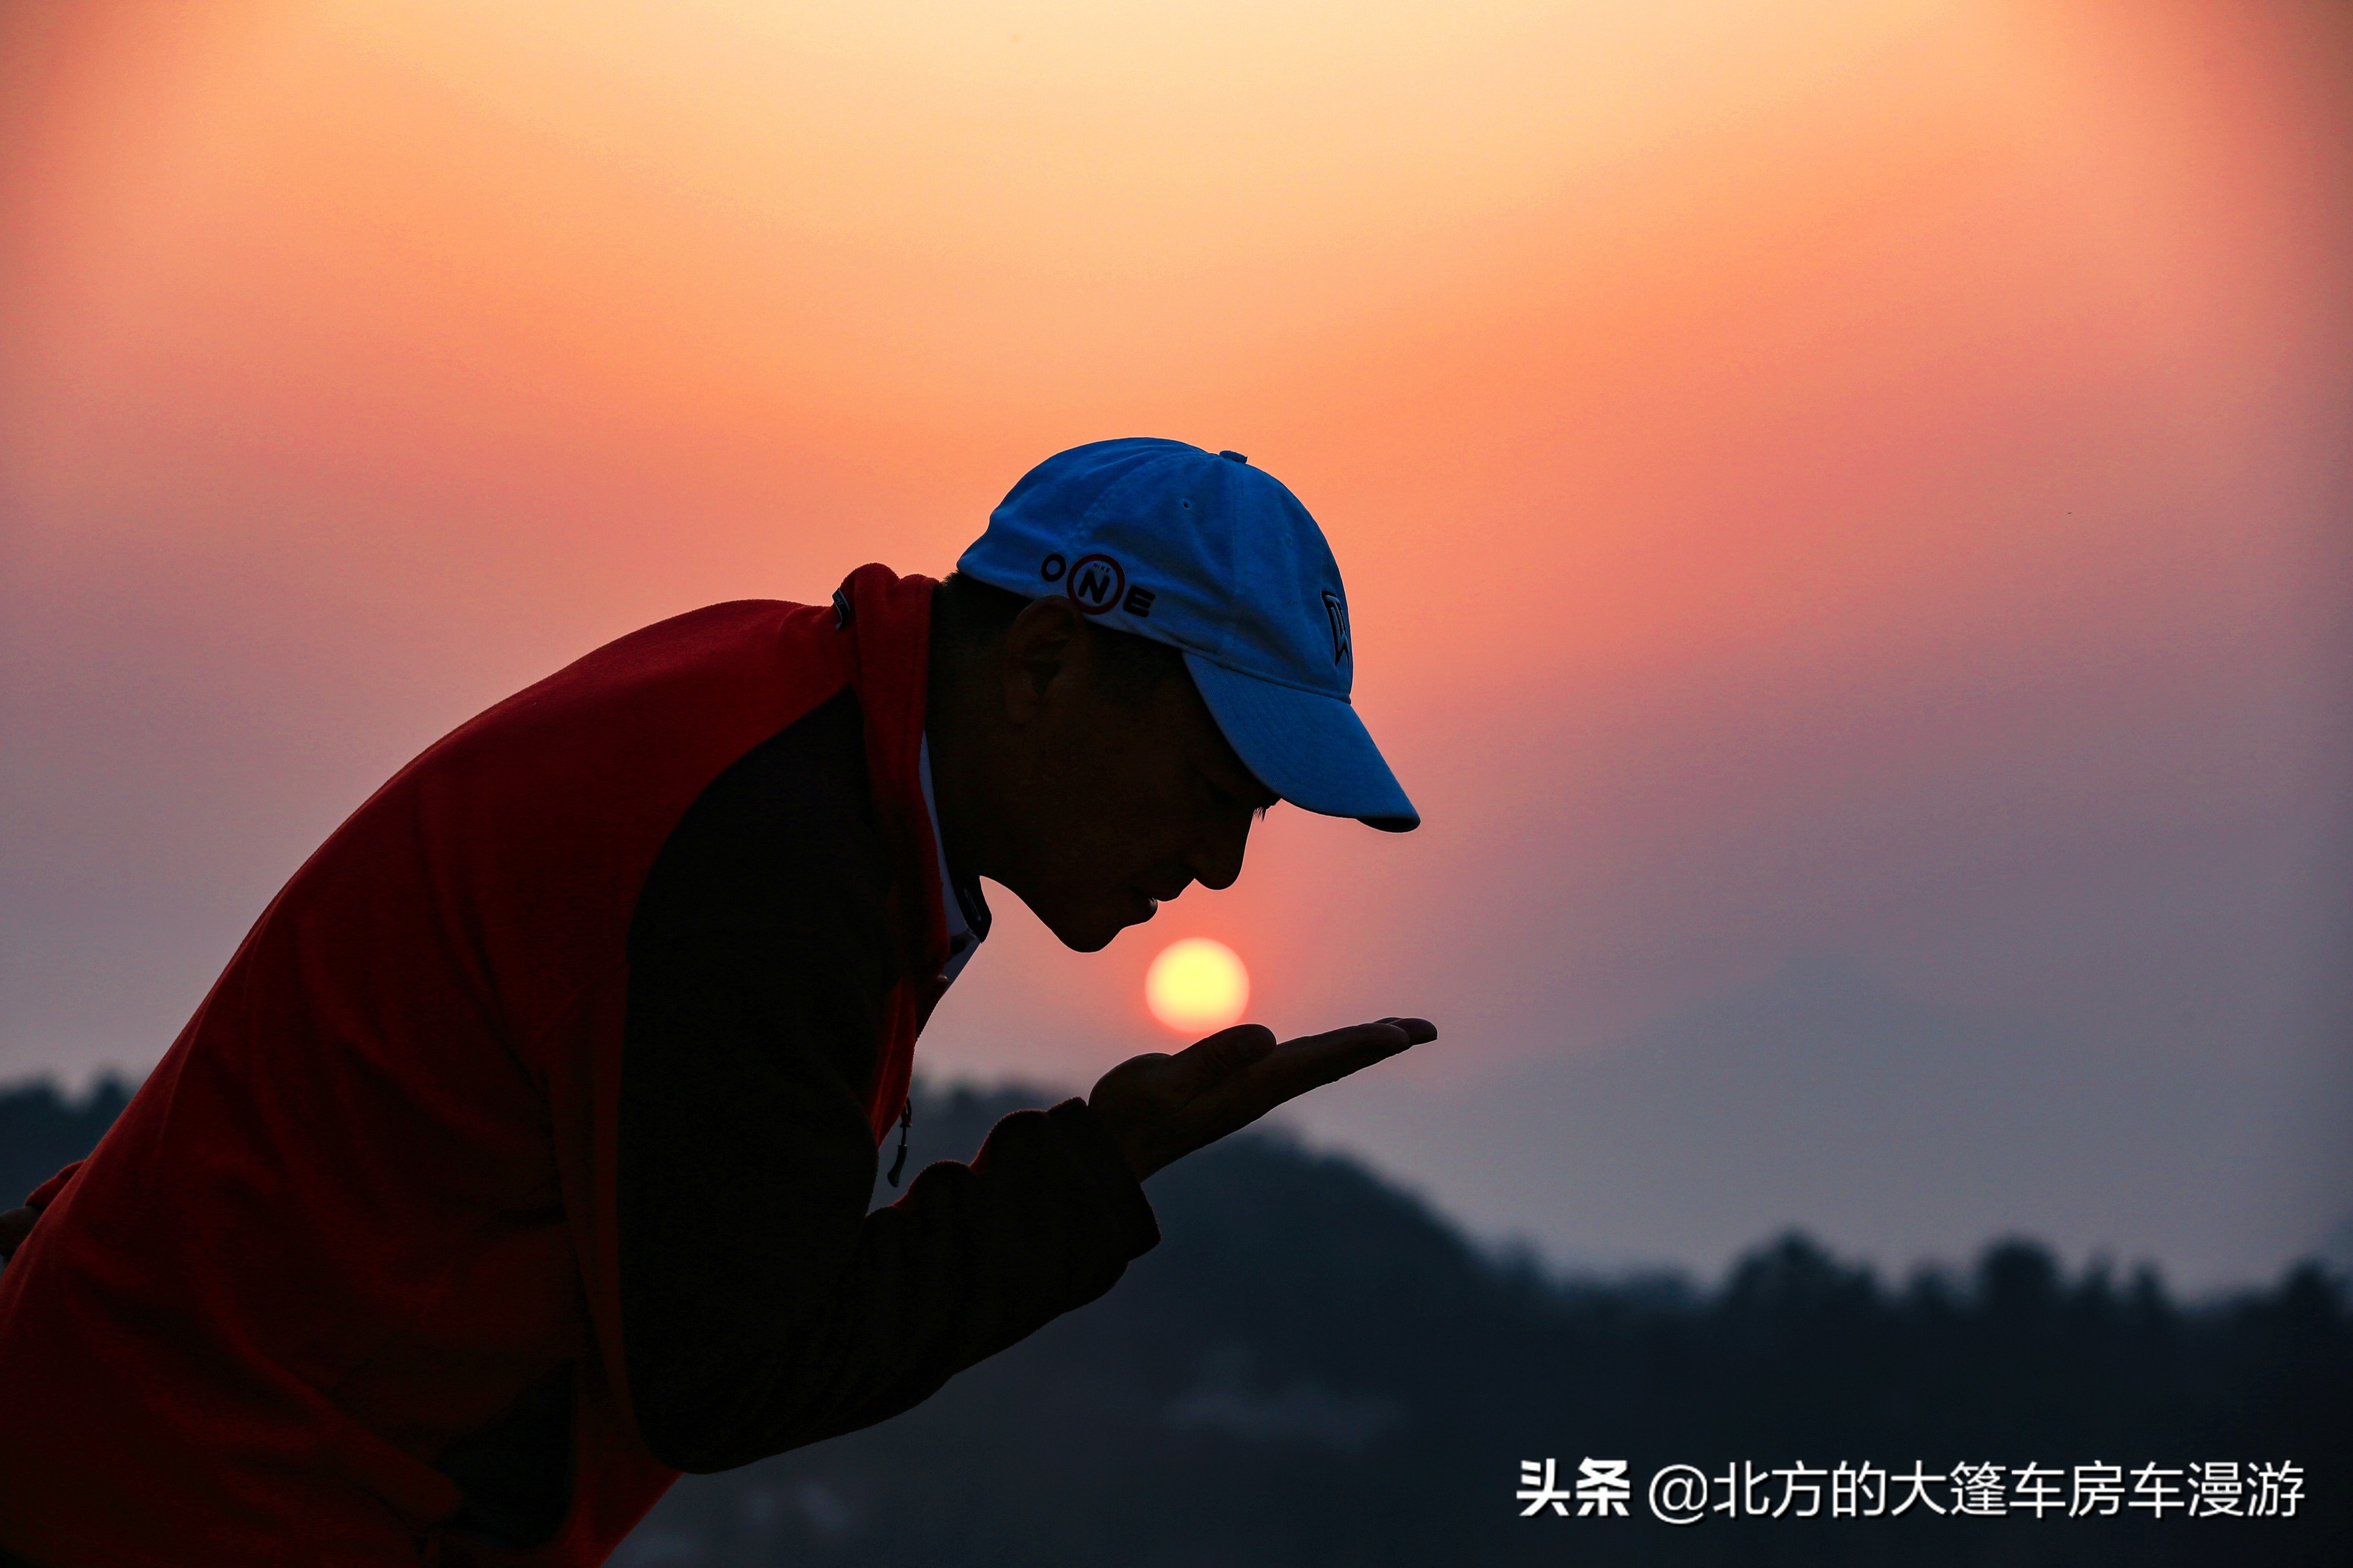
<box><xmin>1217</xmin><ymin>450</ymin><xmax>1248</xmax><ymax>464</ymax></box>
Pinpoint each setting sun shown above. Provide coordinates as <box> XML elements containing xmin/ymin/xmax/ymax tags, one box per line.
<box><xmin>1144</xmin><ymin>938</ymin><xmax>1250</xmax><ymax>1035</ymax></box>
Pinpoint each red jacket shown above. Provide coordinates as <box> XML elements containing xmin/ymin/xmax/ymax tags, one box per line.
<box><xmin>0</xmin><ymin>565</ymin><xmax>957</xmax><ymax>1565</ymax></box>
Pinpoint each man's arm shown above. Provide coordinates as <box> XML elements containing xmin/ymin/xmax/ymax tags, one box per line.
<box><xmin>617</xmin><ymin>692</ymin><xmax>1157</xmax><ymax>1473</ymax></box>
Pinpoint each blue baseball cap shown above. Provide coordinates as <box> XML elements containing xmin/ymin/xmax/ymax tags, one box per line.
<box><xmin>958</xmin><ymin>438</ymin><xmax>1419</xmax><ymax>831</ymax></box>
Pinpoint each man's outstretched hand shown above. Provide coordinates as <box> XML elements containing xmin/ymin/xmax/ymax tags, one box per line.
<box><xmin>1088</xmin><ymin>1017</ymin><xmax>1436</xmax><ymax>1182</ymax></box>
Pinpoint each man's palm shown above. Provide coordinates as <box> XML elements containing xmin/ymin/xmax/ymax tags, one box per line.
<box><xmin>1089</xmin><ymin>1017</ymin><xmax>1436</xmax><ymax>1181</ymax></box>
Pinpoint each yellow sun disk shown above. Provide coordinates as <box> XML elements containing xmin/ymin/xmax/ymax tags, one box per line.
<box><xmin>1144</xmin><ymin>938</ymin><xmax>1250</xmax><ymax>1034</ymax></box>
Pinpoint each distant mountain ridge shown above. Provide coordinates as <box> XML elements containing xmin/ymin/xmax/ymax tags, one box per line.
<box><xmin>0</xmin><ymin>1074</ymin><xmax>135</xmax><ymax>1214</ymax></box>
<box><xmin>3</xmin><ymin>1076</ymin><xmax>2344</xmax><ymax>1565</ymax></box>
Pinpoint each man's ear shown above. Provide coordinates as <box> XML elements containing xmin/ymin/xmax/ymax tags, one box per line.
<box><xmin>999</xmin><ymin>596</ymin><xmax>1090</xmax><ymax>725</ymax></box>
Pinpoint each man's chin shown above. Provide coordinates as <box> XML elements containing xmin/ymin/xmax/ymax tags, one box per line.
<box><xmin>1045</xmin><ymin>893</ymin><xmax>1157</xmax><ymax>954</ymax></box>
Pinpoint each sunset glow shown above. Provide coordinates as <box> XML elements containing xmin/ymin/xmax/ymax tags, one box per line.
<box><xmin>1144</xmin><ymin>940</ymin><xmax>1250</xmax><ymax>1036</ymax></box>
<box><xmin>1</xmin><ymin>0</ymin><xmax>2345</xmax><ymax>1285</ymax></box>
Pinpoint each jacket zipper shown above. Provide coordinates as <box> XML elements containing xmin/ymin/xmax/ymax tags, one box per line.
<box><xmin>884</xmin><ymin>1096</ymin><xmax>912</xmax><ymax>1187</ymax></box>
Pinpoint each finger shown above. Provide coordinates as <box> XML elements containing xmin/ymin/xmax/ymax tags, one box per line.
<box><xmin>1177</xmin><ymin>1021</ymin><xmax>1420</xmax><ymax>1142</ymax></box>
<box><xmin>1248</xmin><ymin>1021</ymin><xmax>1420</xmax><ymax>1101</ymax></box>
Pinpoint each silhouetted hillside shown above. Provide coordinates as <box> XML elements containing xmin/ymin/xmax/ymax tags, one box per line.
<box><xmin>4</xmin><ymin>1077</ymin><xmax>2344</xmax><ymax>1565</ymax></box>
<box><xmin>0</xmin><ymin>1075</ymin><xmax>134</xmax><ymax>1217</ymax></box>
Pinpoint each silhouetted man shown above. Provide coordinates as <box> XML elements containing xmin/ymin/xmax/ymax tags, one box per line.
<box><xmin>0</xmin><ymin>439</ymin><xmax>1429</xmax><ymax>1566</ymax></box>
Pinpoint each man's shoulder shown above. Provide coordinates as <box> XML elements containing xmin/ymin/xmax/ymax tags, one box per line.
<box><xmin>628</xmin><ymin>688</ymin><xmax>891</xmax><ymax>955</ymax></box>
<box><xmin>393</xmin><ymin>596</ymin><xmax>856</xmax><ymax>813</ymax></box>
<box><xmin>706</xmin><ymin>686</ymin><xmax>874</xmax><ymax>828</ymax></box>
<box><xmin>542</xmin><ymin>597</ymin><xmax>842</xmax><ymax>699</ymax></box>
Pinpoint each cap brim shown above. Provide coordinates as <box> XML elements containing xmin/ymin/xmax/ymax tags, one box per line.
<box><xmin>1183</xmin><ymin>652</ymin><xmax>1420</xmax><ymax>832</ymax></box>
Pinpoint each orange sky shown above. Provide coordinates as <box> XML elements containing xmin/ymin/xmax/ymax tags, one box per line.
<box><xmin>3</xmin><ymin>0</ymin><xmax>2347</xmax><ymax>1283</ymax></box>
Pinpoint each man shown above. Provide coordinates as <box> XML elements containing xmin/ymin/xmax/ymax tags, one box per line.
<box><xmin>0</xmin><ymin>438</ymin><xmax>1431</xmax><ymax>1566</ymax></box>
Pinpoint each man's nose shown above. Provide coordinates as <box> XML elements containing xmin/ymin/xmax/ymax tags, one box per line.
<box><xmin>1189</xmin><ymin>813</ymin><xmax>1252</xmax><ymax>892</ymax></box>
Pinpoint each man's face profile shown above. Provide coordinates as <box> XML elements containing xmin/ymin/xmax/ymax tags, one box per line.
<box><xmin>960</xmin><ymin>594</ymin><xmax>1278</xmax><ymax>953</ymax></box>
